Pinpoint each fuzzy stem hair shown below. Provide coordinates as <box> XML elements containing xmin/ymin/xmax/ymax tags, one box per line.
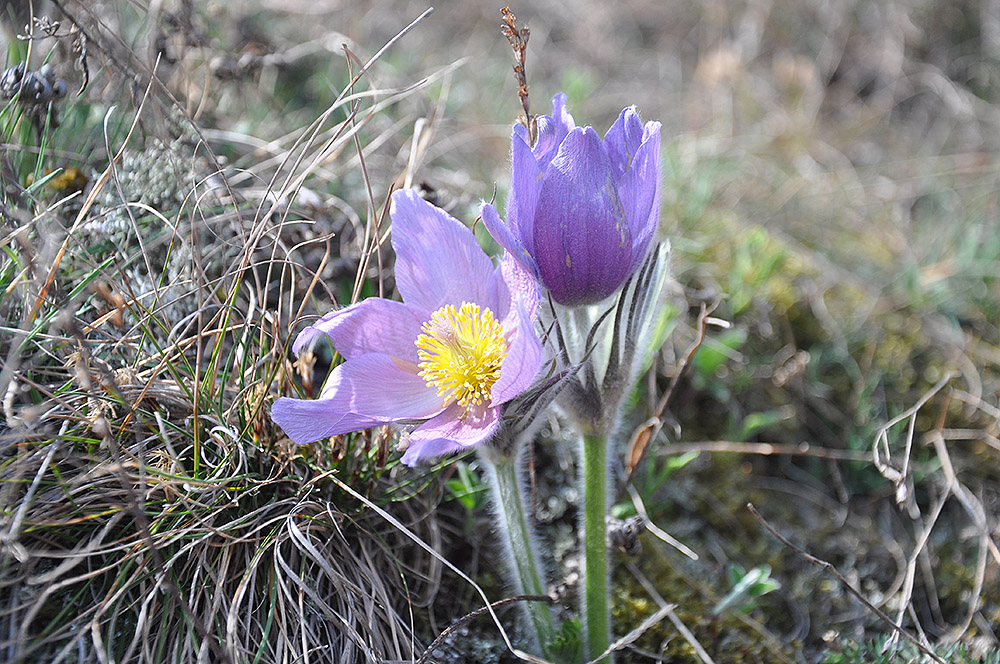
<box><xmin>580</xmin><ymin>430</ymin><xmax>612</xmax><ymax>663</ymax></box>
<box><xmin>481</xmin><ymin>450</ymin><xmax>558</xmax><ymax>658</ymax></box>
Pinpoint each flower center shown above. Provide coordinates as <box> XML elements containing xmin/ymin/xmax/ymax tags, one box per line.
<box><xmin>415</xmin><ymin>302</ymin><xmax>507</xmax><ymax>408</ymax></box>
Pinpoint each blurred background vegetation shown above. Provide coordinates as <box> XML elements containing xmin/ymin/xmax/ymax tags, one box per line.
<box><xmin>1</xmin><ymin>0</ymin><xmax>998</xmax><ymax>662</ymax></box>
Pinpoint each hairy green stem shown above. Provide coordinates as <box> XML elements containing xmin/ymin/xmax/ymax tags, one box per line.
<box><xmin>484</xmin><ymin>455</ymin><xmax>557</xmax><ymax>657</ymax></box>
<box><xmin>581</xmin><ymin>431</ymin><xmax>611</xmax><ymax>662</ymax></box>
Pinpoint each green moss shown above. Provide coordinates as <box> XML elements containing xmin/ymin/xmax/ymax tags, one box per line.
<box><xmin>610</xmin><ymin>535</ymin><xmax>794</xmax><ymax>663</ymax></box>
<box><xmin>822</xmin><ymin>634</ymin><xmax>999</xmax><ymax>664</ymax></box>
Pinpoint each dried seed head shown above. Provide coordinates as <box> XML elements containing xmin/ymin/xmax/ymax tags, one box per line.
<box><xmin>500</xmin><ymin>7</ymin><xmax>535</xmax><ymax>145</ymax></box>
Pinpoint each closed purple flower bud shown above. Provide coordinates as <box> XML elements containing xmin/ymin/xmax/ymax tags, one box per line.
<box><xmin>483</xmin><ymin>93</ymin><xmax>661</xmax><ymax>306</ymax></box>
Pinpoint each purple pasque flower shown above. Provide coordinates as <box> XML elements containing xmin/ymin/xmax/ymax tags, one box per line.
<box><xmin>270</xmin><ymin>190</ymin><xmax>542</xmax><ymax>466</ymax></box>
<box><xmin>483</xmin><ymin>93</ymin><xmax>661</xmax><ymax>307</ymax></box>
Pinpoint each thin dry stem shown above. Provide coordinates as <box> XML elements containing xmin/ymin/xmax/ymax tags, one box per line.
<box><xmin>500</xmin><ymin>7</ymin><xmax>535</xmax><ymax>145</ymax></box>
<box><xmin>748</xmin><ymin>503</ymin><xmax>948</xmax><ymax>664</ymax></box>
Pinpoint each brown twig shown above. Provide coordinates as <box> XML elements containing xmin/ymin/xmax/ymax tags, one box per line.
<box><xmin>415</xmin><ymin>594</ymin><xmax>554</xmax><ymax>664</ymax></box>
<box><xmin>625</xmin><ymin>300</ymin><xmax>719</xmax><ymax>481</ymax></box>
<box><xmin>657</xmin><ymin>440</ymin><xmax>871</xmax><ymax>461</ymax></box>
<box><xmin>747</xmin><ymin>503</ymin><xmax>947</xmax><ymax>664</ymax></box>
<box><xmin>500</xmin><ymin>7</ymin><xmax>536</xmax><ymax>145</ymax></box>
<box><xmin>41</xmin><ymin>1</ymin><xmax>90</xmax><ymax>94</ymax></box>
<box><xmin>656</xmin><ymin>300</ymin><xmax>719</xmax><ymax>418</ymax></box>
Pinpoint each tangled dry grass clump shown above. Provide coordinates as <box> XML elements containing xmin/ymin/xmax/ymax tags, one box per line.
<box><xmin>1</xmin><ymin>433</ymin><xmax>442</xmax><ymax>662</ymax></box>
<box><xmin>1</xmin><ymin>1</ymin><xmax>999</xmax><ymax>663</ymax></box>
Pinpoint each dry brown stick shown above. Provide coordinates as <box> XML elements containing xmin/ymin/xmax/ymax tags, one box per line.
<box><xmin>927</xmin><ymin>431</ymin><xmax>998</xmax><ymax>640</ymax></box>
<box><xmin>747</xmin><ymin>503</ymin><xmax>947</xmax><ymax>664</ymax></box>
<box><xmin>415</xmin><ymin>594</ymin><xmax>554</xmax><ymax>664</ymax></box>
<box><xmin>500</xmin><ymin>7</ymin><xmax>535</xmax><ymax>145</ymax></box>
<box><xmin>624</xmin><ymin>300</ymin><xmax>718</xmax><ymax>482</ymax></box>
<box><xmin>658</xmin><ymin>440</ymin><xmax>871</xmax><ymax>461</ymax></box>
<box><xmin>339</xmin><ymin>43</ymin><xmax>388</xmax><ymax>305</ymax></box>
<box><xmin>655</xmin><ymin>301</ymin><xmax>719</xmax><ymax>418</ymax></box>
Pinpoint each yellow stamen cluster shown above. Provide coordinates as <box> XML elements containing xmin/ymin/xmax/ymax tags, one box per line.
<box><xmin>415</xmin><ymin>302</ymin><xmax>507</xmax><ymax>408</ymax></box>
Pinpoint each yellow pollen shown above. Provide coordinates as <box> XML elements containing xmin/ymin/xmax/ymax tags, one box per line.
<box><xmin>415</xmin><ymin>302</ymin><xmax>508</xmax><ymax>408</ymax></box>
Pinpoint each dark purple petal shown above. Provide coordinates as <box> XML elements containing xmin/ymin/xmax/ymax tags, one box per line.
<box><xmin>642</xmin><ymin>121</ymin><xmax>659</xmax><ymax>143</ymax></box>
<box><xmin>506</xmin><ymin>129</ymin><xmax>543</xmax><ymax>256</ymax></box>
<box><xmin>530</xmin><ymin>115</ymin><xmax>556</xmax><ymax>160</ymax></box>
<box><xmin>391</xmin><ymin>190</ymin><xmax>498</xmax><ymax>313</ymax></box>
<box><xmin>271</xmin><ymin>353</ymin><xmax>443</xmax><ymax>444</ymax></box>
<box><xmin>549</xmin><ymin>93</ymin><xmax>576</xmax><ymax>145</ymax></box>
<box><xmin>401</xmin><ymin>402</ymin><xmax>500</xmax><ymax>465</ymax></box>
<box><xmin>479</xmin><ymin>205</ymin><xmax>540</xmax><ymax>335</ymax></box>
<box><xmin>481</xmin><ymin>200</ymin><xmax>519</xmax><ymax>259</ymax></box>
<box><xmin>532</xmin><ymin>93</ymin><xmax>576</xmax><ymax>171</ymax></box>
<box><xmin>291</xmin><ymin>298</ymin><xmax>426</xmax><ymax>362</ymax></box>
<box><xmin>532</xmin><ymin>127</ymin><xmax>633</xmax><ymax>306</ymax></box>
<box><xmin>513</xmin><ymin>121</ymin><xmax>531</xmax><ymax>145</ymax></box>
<box><xmin>491</xmin><ymin>299</ymin><xmax>542</xmax><ymax>404</ymax></box>
<box><xmin>617</xmin><ymin>121</ymin><xmax>661</xmax><ymax>276</ymax></box>
<box><xmin>482</xmin><ymin>201</ymin><xmax>538</xmax><ymax>283</ymax></box>
<box><xmin>603</xmin><ymin>106</ymin><xmax>645</xmax><ymax>181</ymax></box>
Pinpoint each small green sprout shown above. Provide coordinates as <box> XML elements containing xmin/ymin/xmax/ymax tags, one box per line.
<box><xmin>711</xmin><ymin>564</ymin><xmax>781</xmax><ymax>616</ymax></box>
<box><xmin>445</xmin><ymin>460</ymin><xmax>487</xmax><ymax>512</ymax></box>
<box><xmin>547</xmin><ymin>619</ymin><xmax>583</xmax><ymax>664</ymax></box>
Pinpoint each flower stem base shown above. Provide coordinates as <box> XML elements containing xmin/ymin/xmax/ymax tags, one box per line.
<box><xmin>581</xmin><ymin>432</ymin><xmax>611</xmax><ymax>663</ymax></box>
<box><xmin>484</xmin><ymin>453</ymin><xmax>557</xmax><ymax>658</ymax></box>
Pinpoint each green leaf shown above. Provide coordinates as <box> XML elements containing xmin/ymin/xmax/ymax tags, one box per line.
<box><xmin>712</xmin><ymin>564</ymin><xmax>780</xmax><ymax>616</ymax></box>
<box><xmin>444</xmin><ymin>461</ymin><xmax>485</xmax><ymax>511</ymax></box>
<box><xmin>547</xmin><ymin>619</ymin><xmax>583</xmax><ymax>664</ymax></box>
<box><xmin>692</xmin><ymin>327</ymin><xmax>747</xmax><ymax>378</ymax></box>
<box><xmin>736</xmin><ymin>410</ymin><xmax>785</xmax><ymax>441</ymax></box>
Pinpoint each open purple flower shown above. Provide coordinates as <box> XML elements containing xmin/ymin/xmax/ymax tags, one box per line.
<box><xmin>270</xmin><ymin>190</ymin><xmax>542</xmax><ymax>466</ymax></box>
<box><xmin>483</xmin><ymin>93</ymin><xmax>661</xmax><ymax>306</ymax></box>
